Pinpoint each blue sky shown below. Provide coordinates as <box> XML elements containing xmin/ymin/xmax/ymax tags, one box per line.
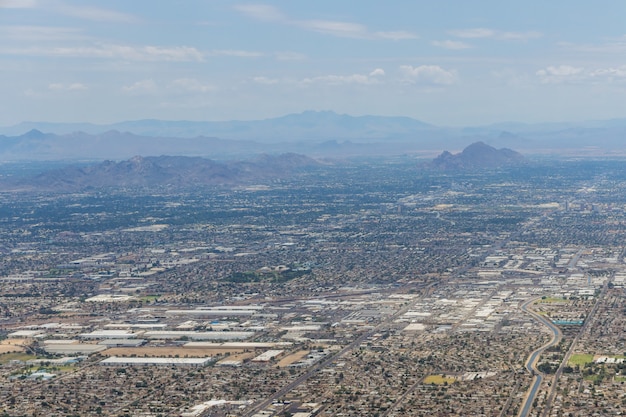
<box><xmin>2</xmin><ymin>0</ymin><xmax>626</xmax><ymax>126</ymax></box>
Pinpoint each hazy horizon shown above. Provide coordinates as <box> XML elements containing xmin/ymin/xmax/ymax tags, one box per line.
<box><xmin>3</xmin><ymin>1</ymin><xmax>626</xmax><ymax>127</ymax></box>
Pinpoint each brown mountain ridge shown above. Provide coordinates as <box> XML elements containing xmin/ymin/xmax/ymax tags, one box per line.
<box><xmin>431</xmin><ymin>142</ymin><xmax>525</xmax><ymax>170</ymax></box>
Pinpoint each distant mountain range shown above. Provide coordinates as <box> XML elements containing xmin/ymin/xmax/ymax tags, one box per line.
<box><xmin>3</xmin><ymin>154</ymin><xmax>320</xmax><ymax>192</ymax></box>
<box><xmin>2</xmin><ymin>111</ymin><xmax>626</xmax><ymax>161</ymax></box>
<box><xmin>0</xmin><ymin>111</ymin><xmax>435</xmax><ymax>143</ymax></box>
<box><xmin>431</xmin><ymin>142</ymin><xmax>525</xmax><ymax>170</ymax></box>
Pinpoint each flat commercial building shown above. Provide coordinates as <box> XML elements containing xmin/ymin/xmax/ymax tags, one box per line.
<box><xmin>97</xmin><ymin>339</ymin><xmax>146</xmax><ymax>347</ymax></box>
<box><xmin>251</xmin><ymin>350</ymin><xmax>284</xmax><ymax>362</ymax></box>
<box><xmin>79</xmin><ymin>330</ymin><xmax>137</xmax><ymax>339</ymax></box>
<box><xmin>143</xmin><ymin>331</ymin><xmax>255</xmax><ymax>341</ymax></box>
<box><xmin>165</xmin><ymin>308</ymin><xmax>261</xmax><ymax>317</ymax></box>
<box><xmin>100</xmin><ymin>356</ymin><xmax>212</xmax><ymax>367</ymax></box>
<box><xmin>43</xmin><ymin>344</ymin><xmax>107</xmax><ymax>355</ymax></box>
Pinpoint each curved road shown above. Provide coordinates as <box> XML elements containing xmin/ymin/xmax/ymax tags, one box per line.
<box><xmin>518</xmin><ymin>298</ymin><xmax>562</xmax><ymax>417</ymax></box>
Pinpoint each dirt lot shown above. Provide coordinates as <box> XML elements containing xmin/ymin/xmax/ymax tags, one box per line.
<box><xmin>216</xmin><ymin>352</ymin><xmax>256</xmax><ymax>365</ymax></box>
<box><xmin>278</xmin><ymin>350</ymin><xmax>310</xmax><ymax>367</ymax></box>
<box><xmin>0</xmin><ymin>339</ymin><xmax>26</xmax><ymax>354</ymax></box>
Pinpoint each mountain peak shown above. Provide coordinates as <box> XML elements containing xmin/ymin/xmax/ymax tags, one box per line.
<box><xmin>21</xmin><ymin>129</ymin><xmax>46</xmax><ymax>138</ymax></box>
<box><xmin>432</xmin><ymin>142</ymin><xmax>524</xmax><ymax>170</ymax></box>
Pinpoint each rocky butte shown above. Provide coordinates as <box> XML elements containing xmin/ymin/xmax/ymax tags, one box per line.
<box><xmin>431</xmin><ymin>141</ymin><xmax>525</xmax><ymax>170</ymax></box>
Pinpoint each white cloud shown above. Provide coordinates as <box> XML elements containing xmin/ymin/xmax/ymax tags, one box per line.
<box><xmin>400</xmin><ymin>65</ymin><xmax>457</xmax><ymax>85</ymax></box>
<box><xmin>235</xmin><ymin>3</ymin><xmax>417</xmax><ymax>40</ymax></box>
<box><xmin>374</xmin><ymin>31</ymin><xmax>418</xmax><ymax>41</ymax></box>
<box><xmin>450</xmin><ymin>28</ymin><xmax>495</xmax><ymax>39</ymax></box>
<box><xmin>252</xmin><ymin>76</ymin><xmax>279</xmax><ymax>85</ymax></box>
<box><xmin>55</xmin><ymin>3</ymin><xmax>137</xmax><ymax>23</ymax></box>
<box><xmin>0</xmin><ymin>0</ymin><xmax>37</xmax><ymax>8</ymax></box>
<box><xmin>299</xmin><ymin>19</ymin><xmax>417</xmax><ymax>40</ymax></box>
<box><xmin>450</xmin><ymin>28</ymin><xmax>542</xmax><ymax>41</ymax></box>
<box><xmin>234</xmin><ymin>4</ymin><xmax>285</xmax><ymax>21</ymax></box>
<box><xmin>301</xmin><ymin>69</ymin><xmax>385</xmax><ymax>86</ymax></box>
<box><xmin>0</xmin><ymin>1</ymin><xmax>136</xmax><ymax>22</ymax></box>
<box><xmin>274</xmin><ymin>51</ymin><xmax>307</xmax><ymax>61</ymax></box>
<box><xmin>499</xmin><ymin>31</ymin><xmax>542</xmax><ymax>40</ymax></box>
<box><xmin>2</xmin><ymin>44</ymin><xmax>205</xmax><ymax>61</ymax></box>
<box><xmin>68</xmin><ymin>83</ymin><xmax>87</xmax><ymax>90</ymax></box>
<box><xmin>590</xmin><ymin>67</ymin><xmax>626</xmax><ymax>80</ymax></box>
<box><xmin>48</xmin><ymin>82</ymin><xmax>87</xmax><ymax>91</ymax></box>
<box><xmin>301</xmin><ymin>20</ymin><xmax>369</xmax><ymax>39</ymax></box>
<box><xmin>210</xmin><ymin>49</ymin><xmax>264</xmax><ymax>58</ymax></box>
<box><xmin>536</xmin><ymin>65</ymin><xmax>585</xmax><ymax>83</ymax></box>
<box><xmin>536</xmin><ymin>65</ymin><xmax>626</xmax><ymax>84</ymax></box>
<box><xmin>122</xmin><ymin>79</ymin><xmax>157</xmax><ymax>94</ymax></box>
<box><xmin>0</xmin><ymin>25</ymin><xmax>85</xmax><ymax>41</ymax></box>
<box><xmin>170</xmin><ymin>78</ymin><xmax>214</xmax><ymax>93</ymax></box>
<box><xmin>557</xmin><ymin>39</ymin><xmax>626</xmax><ymax>54</ymax></box>
<box><xmin>140</xmin><ymin>45</ymin><xmax>203</xmax><ymax>61</ymax></box>
<box><xmin>302</xmin><ymin>74</ymin><xmax>371</xmax><ymax>85</ymax></box>
<box><xmin>432</xmin><ymin>40</ymin><xmax>472</xmax><ymax>50</ymax></box>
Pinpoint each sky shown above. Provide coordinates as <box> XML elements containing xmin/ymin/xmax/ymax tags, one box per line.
<box><xmin>2</xmin><ymin>1</ymin><xmax>626</xmax><ymax>127</ymax></box>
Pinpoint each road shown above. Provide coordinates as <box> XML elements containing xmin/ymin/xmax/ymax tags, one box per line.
<box><xmin>518</xmin><ymin>298</ymin><xmax>562</xmax><ymax>417</ymax></box>
<box><xmin>540</xmin><ymin>281</ymin><xmax>608</xmax><ymax>416</ymax></box>
<box><xmin>241</xmin><ymin>284</ymin><xmax>434</xmax><ymax>417</ymax></box>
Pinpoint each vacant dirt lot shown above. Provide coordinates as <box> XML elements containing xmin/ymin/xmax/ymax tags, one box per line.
<box><xmin>278</xmin><ymin>350</ymin><xmax>310</xmax><ymax>367</ymax></box>
<box><xmin>0</xmin><ymin>339</ymin><xmax>26</xmax><ymax>354</ymax></box>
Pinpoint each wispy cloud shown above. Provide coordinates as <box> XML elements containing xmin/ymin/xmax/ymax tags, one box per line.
<box><xmin>122</xmin><ymin>79</ymin><xmax>157</xmax><ymax>94</ymax></box>
<box><xmin>0</xmin><ymin>25</ymin><xmax>85</xmax><ymax>41</ymax></box>
<box><xmin>557</xmin><ymin>38</ymin><xmax>626</xmax><ymax>54</ymax></box>
<box><xmin>450</xmin><ymin>28</ymin><xmax>542</xmax><ymax>41</ymax></box>
<box><xmin>234</xmin><ymin>4</ymin><xmax>284</xmax><ymax>21</ymax></box>
<box><xmin>0</xmin><ymin>0</ymin><xmax>37</xmax><ymax>8</ymax></box>
<box><xmin>56</xmin><ymin>3</ymin><xmax>137</xmax><ymax>23</ymax></box>
<box><xmin>375</xmin><ymin>31</ymin><xmax>418</xmax><ymax>41</ymax></box>
<box><xmin>300</xmin><ymin>20</ymin><xmax>370</xmax><ymax>39</ymax></box>
<box><xmin>235</xmin><ymin>3</ymin><xmax>417</xmax><ymax>40</ymax></box>
<box><xmin>170</xmin><ymin>78</ymin><xmax>215</xmax><ymax>93</ymax></box>
<box><xmin>252</xmin><ymin>76</ymin><xmax>280</xmax><ymax>85</ymax></box>
<box><xmin>0</xmin><ymin>0</ymin><xmax>137</xmax><ymax>22</ymax></box>
<box><xmin>400</xmin><ymin>65</ymin><xmax>457</xmax><ymax>85</ymax></box>
<box><xmin>210</xmin><ymin>49</ymin><xmax>264</xmax><ymax>58</ymax></box>
<box><xmin>274</xmin><ymin>51</ymin><xmax>307</xmax><ymax>61</ymax></box>
<box><xmin>48</xmin><ymin>82</ymin><xmax>87</xmax><ymax>91</ymax></box>
<box><xmin>432</xmin><ymin>40</ymin><xmax>472</xmax><ymax>50</ymax></box>
<box><xmin>536</xmin><ymin>65</ymin><xmax>584</xmax><ymax>83</ymax></box>
<box><xmin>450</xmin><ymin>28</ymin><xmax>494</xmax><ymax>39</ymax></box>
<box><xmin>536</xmin><ymin>65</ymin><xmax>626</xmax><ymax>84</ymax></box>
<box><xmin>300</xmin><ymin>68</ymin><xmax>386</xmax><ymax>86</ymax></box>
<box><xmin>2</xmin><ymin>43</ymin><xmax>205</xmax><ymax>62</ymax></box>
<box><xmin>252</xmin><ymin>69</ymin><xmax>386</xmax><ymax>86</ymax></box>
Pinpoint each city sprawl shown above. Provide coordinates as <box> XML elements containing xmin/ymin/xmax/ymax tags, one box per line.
<box><xmin>0</xmin><ymin>159</ymin><xmax>625</xmax><ymax>416</ymax></box>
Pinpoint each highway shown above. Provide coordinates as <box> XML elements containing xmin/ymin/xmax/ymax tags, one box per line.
<box><xmin>518</xmin><ymin>298</ymin><xmax>562</xmax><ymax>417</ymax></box>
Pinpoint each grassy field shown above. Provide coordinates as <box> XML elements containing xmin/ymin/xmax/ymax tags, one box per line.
<box><xmin>569</xmin><ymin>353</ymin><xmax>594</xmax><ymax>366</ymax></box>
<box><xmin>0</xmin><ymin>352</ymin><xmax>37</xmax><ymax>364</ymax></box>
<box><xmin>423</xmin><ymin>374</ymin><xmax>457</xmax><ymax>385</ymax></box>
